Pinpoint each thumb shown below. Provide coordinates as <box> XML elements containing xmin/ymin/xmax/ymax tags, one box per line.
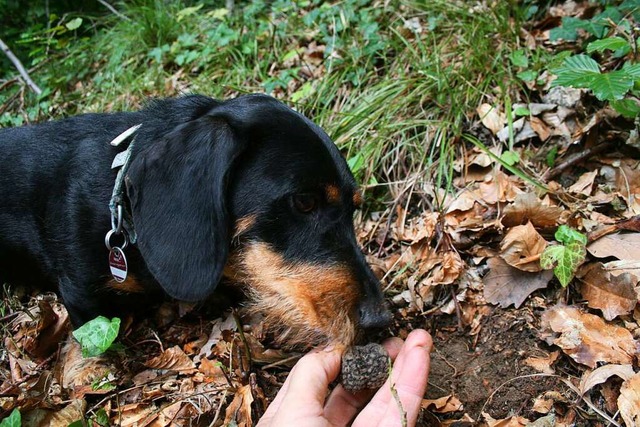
<box><xmin>258</xmin><ymin>347</ymin><xmax>342</xmax><ymax>425</ymax></box>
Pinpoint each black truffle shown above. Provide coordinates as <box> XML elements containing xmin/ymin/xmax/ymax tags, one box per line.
<box><xmin>341</xmin><ymin>343</ymin><xmax>390</xmax><ymax>393</ymax></box>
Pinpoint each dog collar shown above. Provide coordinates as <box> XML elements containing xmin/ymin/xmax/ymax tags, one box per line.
<box><xmin>108</xmin><ymin>124</ymin><xmax>141</xmax><ymax>244</ymax></box>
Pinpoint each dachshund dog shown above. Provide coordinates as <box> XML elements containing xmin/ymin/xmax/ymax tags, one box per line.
<box><xmin>0</xmin><ymin>94</ymin><xmax>391</xmax><ymax>346</ymax></box>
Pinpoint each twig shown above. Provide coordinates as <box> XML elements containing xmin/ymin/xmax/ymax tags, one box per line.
<box><xmin>0</xmin><ymin>37</ymin><xmax>42</xmax><ymax>95</ymax></box>
<box><xmin>388</xmin><ymin>359</ymin><xmax>407</xmax><ymax>427</ymax></box>
<box><xmin>542</xmin><ymin>142</ymin><xmax>614</xmax><ymax>182</ymax></box>
<box><xmin>209</xmin><ymin>389</ymin><xmax>228</xmax><ymax>427</ymax></box>
<box><xmin>261</xmin><ymin>354</ymin><xmax>301</xmax><ymax>370</ymax></box>
<box><xmin>97</xmin><ymin>0</ymin><xmax>130</xmax><ymax>21</ymax></box>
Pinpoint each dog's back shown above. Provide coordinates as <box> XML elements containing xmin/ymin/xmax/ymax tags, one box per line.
<box><xmin>0</xmin><ymin>113</ymin><xmax>137</xmax><ymax>287</ymax></box>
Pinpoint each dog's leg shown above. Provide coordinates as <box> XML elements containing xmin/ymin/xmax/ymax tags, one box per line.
<box><xmin>57</xmin><ymin>276</ymin><xmax>103</xmax><ymax>327</ymax></box>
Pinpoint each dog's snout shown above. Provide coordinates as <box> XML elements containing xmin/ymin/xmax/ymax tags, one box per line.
<box><xmin>358</xmin><ymin>302</ymin><xmax>392</xmax><ymax>330</ymax></box>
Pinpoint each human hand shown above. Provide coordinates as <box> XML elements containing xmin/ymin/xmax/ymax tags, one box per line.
<box><xmin>257</xmin><ymin>329</ymin><xmax>432</xmax><ymax>427</ymax></box>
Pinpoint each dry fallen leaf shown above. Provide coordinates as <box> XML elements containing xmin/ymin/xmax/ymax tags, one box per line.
<box><xmin>421</xmin><ymin>394</ymin><xmax>463</xmax><ymax>413</ymax></box>
<box><xmin>540</xmin><ymin>305</ymin><xmax>639</xmax><ymax>368</ymax></box>
<box><xmin>223</xmin><ymin>384</ymin><xmax>254</xmax><ymax>427</ymax></box>
<box><xmin>499</xmin><ymin>221</ymin><xmax>548</xmax><ymax>272</ymax></box>
<box><xmin>502</xmin><ymin>193</ymin><xmax>565</xmax><ymax>228</ymax></box>
<box><xmin>567</xmin><ymin>170</ymin><xmax>597</xmax><ymax>196</ymax></box>
<box><xmin>145</xmin><ymin>346</ymin><xmax>196</xmax><ymax>373</ymax></box>
<box><xmin>578</xmin><ymin>364</ymin><xmax>635</xmax><ymax>395</ymax></box>
<box><xmin>477</xmin><ymin>103</ymin><xmax>505</xmax><ymax>135</ymax></box>
<box><xmin>577</xmin><ymin>263</ymin><xmax>637</xmax><ymax>320</ymax></box>
<box><xmin>430</xmin><ymin>250</ymin><xmax>465</xmax><ymax>285</ymax></box>
<box><xmin>478</xmin><ymin>171</ymin><xmax>522</xmax><ymax>204</ymax></box>
<box><xmin>482</xmin><ymin>412</ymin><xmax>530</xmax><ymax>426</ymax></box>
<box><xmin>60</xmin><ymin>339</ymin><xmax>115</xmax><ymax>393</ymax></box>
<box><xmin>523</xmin><ymin>351</ymin><xmax>559</xmax><ymax>374</ymax></box>
<box><xmin>111</xmin><ymin>403</ymin><xmax>155</xmax><ymax>427</ymax></box>
<box><xmin>618</xmin><ymin>373</ymin><xmax>640</xmax><ymax>427</ymax></box>
<box><xmin>532</xmin><ymin>396</ymin><xmax>554</xmax><ymax>414</ymax></box>
<box><xmin>588</xmin><ymin>233</ymin><xmax>640</xmax><ymax>261</ymax></box>
<box><xmin>483</xmin><ymin>257</ymin><xmax>553</xmax><ymax>308</ymax></box>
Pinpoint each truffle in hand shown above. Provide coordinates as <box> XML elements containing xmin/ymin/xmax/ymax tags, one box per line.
<box><xmin>341</xmin><ymin>343</ymin><xmax>390</xmax><ymax>393</ymax></box>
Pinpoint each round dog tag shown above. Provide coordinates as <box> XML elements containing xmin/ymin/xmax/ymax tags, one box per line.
<box><xmin>109</xmin><ymin>247</ymin><xmax>128</xmax><ymax>283</ymax></box>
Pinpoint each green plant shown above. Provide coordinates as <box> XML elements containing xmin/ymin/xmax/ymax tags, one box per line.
<box><xmin>72</xmin><ymin>316</ymin><xmax>121</xmax><ymax>357</ymax></box>
<box><xmin>548</xmin><ymin>1</ymin><xmax>640</xmax><ymax>118</ymax></box>
<box><xmin>0</xmin><ymin>408</ymin><xmax>20</xmax><ymax>427</ymax></box>
<box><xmin>540</xmin><ymin>225</ymin><xmax>588</xmax><ymax>287</ymax></box>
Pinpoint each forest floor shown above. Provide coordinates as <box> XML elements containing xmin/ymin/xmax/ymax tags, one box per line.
<box><xmin>1</xmin><ymin>1</ymin><xmax>640</xmax><ymax>426</ymax></box>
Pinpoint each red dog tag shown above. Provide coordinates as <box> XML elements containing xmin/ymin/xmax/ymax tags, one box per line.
<box><xmin>109</xmin><ymin>247</ymin><xmax>128</xmax><ymax>283</ymax></box>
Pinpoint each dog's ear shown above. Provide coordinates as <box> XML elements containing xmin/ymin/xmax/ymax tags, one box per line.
<box><xmin>126</xmin><ymin>114</ymin><xmax>246</xmax><ymax>301</ymax></box>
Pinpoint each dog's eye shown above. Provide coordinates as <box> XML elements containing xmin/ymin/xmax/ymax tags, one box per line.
<box><xmin>292</xmin><ymin>193</ymin><xmax>319</xmax><ymax>213</ymax></box>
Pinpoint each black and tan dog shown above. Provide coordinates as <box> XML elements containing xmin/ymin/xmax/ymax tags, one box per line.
<box><xmin>0</xmin><ymin>94</ymin><xmax>391</xmax><ymax>346</ymax></box>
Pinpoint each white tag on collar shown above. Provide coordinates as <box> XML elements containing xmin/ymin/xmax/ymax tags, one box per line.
<box><xmin>111</xmin><ymin>150</ymin><xmax>129</xmax><ymax>169</ymax></box>
<box><xmin>109</xmin><ymin>123</ymin><xmax>142</xmax><ymax>147</ymax></box>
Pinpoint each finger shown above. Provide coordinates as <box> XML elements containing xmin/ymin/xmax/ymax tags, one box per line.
<box><xmin>324</xmin><ymin>337</ymin><xmax>404</xmax><ymax>426</ymax></box>
<box><xmin>266</xmin><ymin>346</ymin><xmax>343</xmax><ymax>424</ymax></box>
<box><xmin>353</xmin><ymin>329</ymin><xmax>432</xmax><ymax>427</ymax></box>
<box><xmin>258</xmin><ymin>355</ymin><xmax>301</xmax><ymax>426</ymax></box>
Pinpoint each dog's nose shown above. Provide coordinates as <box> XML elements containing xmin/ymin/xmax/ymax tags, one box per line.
<box><xmin>358</xmin><ymin>302</ymin><xmax>393</xmax><ymax>330</ymax></box>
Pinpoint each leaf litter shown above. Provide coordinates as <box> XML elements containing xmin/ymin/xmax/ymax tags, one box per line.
<box><xmin>2</xmin><ymin>2</ymin><xmax>640</xmax><ymax>426</ymax></box>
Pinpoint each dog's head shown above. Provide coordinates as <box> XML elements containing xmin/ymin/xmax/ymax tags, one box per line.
<box><xmin>126</xmin><ymin>94</ymin><xmax>391</xmax><ymax>346</ymax></box>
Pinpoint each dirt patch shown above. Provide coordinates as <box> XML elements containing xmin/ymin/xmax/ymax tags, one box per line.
<box><xmin>421</xmin><ymin>307</ymin><xmax>570</xmax><ymax>424</ymax></box>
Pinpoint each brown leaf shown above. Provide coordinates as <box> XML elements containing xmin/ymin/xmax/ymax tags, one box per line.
<box><xmin>540</xmin><ymin>305</ymin><xmax>639</xmax><ymax>368</ymax></box>
<box><xmin>618</xmin><ymin>373</ymin><xmax>640</xmax><ymax>427</ymax></box>
<box><xmin>60</xmin><ymin>340</ymin><xmax>115</xmax><ymax>394</ymax></box>
<box><xmin>482</xmin><ymin>412</ymin><xmax>530</xmax><ymax>426</ymax></box>
<box><xmin>146</xmin><ymin>401</ymin><xmax>184</xmax><ymax>427</ymax></box>
<box><xmin>421</xmin><ymin>394</ymin><xmax>463</xmax><ymax>413</ymax></box>
<box><xmin>532</xmin><ymin>396</ymin><xmax>554</xmax><ymax>414</ymax></box>
<box><xmin>199</xmin><ymin>357</ymin><xmax>228</xmax><ymax>387</ymax></box>
<box><xmin>196</xmin><ymin>313</ymin><xmax>237</xmax><ymax>362</ymax></box>
<box><xmin>588</xmin><ymin>233</ymin><xmax>640</xmax><ymax>261</ymax></box>
<box><xmin>111</xmin><ymin>403</ymin><xmax>155</xmax><ymax>427</ymax></box>
<box><xmin>568</xmin><ymin>170</ymin><xmax>597</xmax><ymax>196</ymax></box>
<box><xmin>502</xmin><ymin>193</ymin><xmax>565</xmax><ymax>228</ymax></box>
<box><xmin>578</xmin><ymin>263</ymin><xmax>637</xmax><ymax>320</ymax></box>
<box><xmin>223</xmin><ymin>384</ymin><xmax>254</xmax><ymax>427</ymax></box>
<box><xmin>483</xmin><ymin>257</ymin><xmax>553</xmax><ymax>308</ymax></box>
<box><xmin>578</xmin><ymin>364</ymin><xmax>635</xmax><ymax>395</ymax></box>
<box><xmin>478</xmin><ymin>171</ymin><xmax>522</xmax><ymax>204</ymax></box>
<box><xmin>42</xmin><ymin>399</ymin><xmax>86</xmax><ymax>426</ymax></box>
<box><xmin>523</xmin><ymin>351</ymin><xmax>559</xmax><ymax>374</ymax></box>
<box><xmin>145</xmin><ymin>346</ymin><xmax>196</xmax><ymax>373</ymax></box>
<box><xmin>530</xmin><ymin>116</ymin><xmax>551</xmax><ymax>141</ymax></box>
<box><xmin>430</xmin><ymin>250</ymin><xmax>465</xmax><ymax>285</ymax></box>
<box><xmin>499</xmin><ymin>222</ymin><xmax>548</xmax><ymax>272</ymax></box>
<box><xmin>477</xmin><ymin>103</ymin><xmax>505</xmax><ymax>135</ymax></box>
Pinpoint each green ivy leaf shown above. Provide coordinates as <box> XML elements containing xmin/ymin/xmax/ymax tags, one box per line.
<box><xmin>551</xmin><ymin>54</ymin><xmax>601</xmax><ymax>88</ymax></box>
<box><xmin>611</xmin><ymin>98</ymin><xmax>640</xmax><ymax>118</ymax></box>
<box><xmin>0</xmin><ymin>408</ymin><xmax>20</xmax><ymax>427</ymax></box>
<box><xmin>555</xmin><ymin>225</ymin><xmax>587</xmax><ymax>245</ymax></box>
<box><xmin>541</xmin><ymin>225</ymin><xmax>587</xmax><ymax>287</ymax></box>
<box><xmin>589</xmin><ymin>70</ymin><xmax>634</xmax><ymax>101</ymax></box>
<box><xmin>540</xmin><ymin>243</ymin><xmax>586</xmax><ymax>287</ymax></box>
<box><xmin>72</xmin><ymin>316</ymin><xmax>121</xmax><ymax>358</ymax></box>
<box><xmin>587</xmin><ymin>37</ymin><xmax>630</xmax><ymax>55</ymax></box>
